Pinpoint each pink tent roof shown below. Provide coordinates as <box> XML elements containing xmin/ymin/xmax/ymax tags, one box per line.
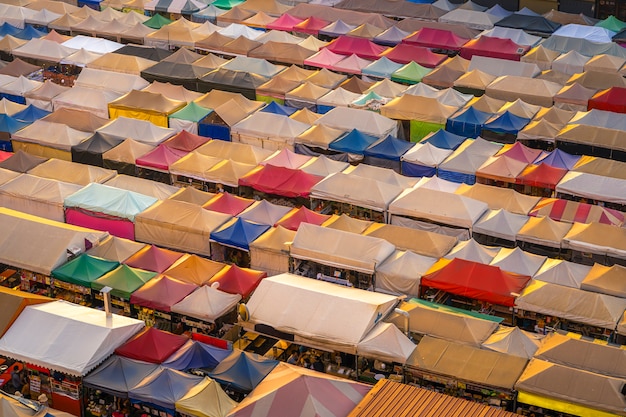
<box><xmin>129</xmin><ymin>275</ymin><xmax>198</xmax><ymax>312</ymax></box>
<box><xmin>114</xmin><ymin>327</ymin><xmax>188</xmax><ymax>364</ymax></box>
<box><xmin>164</xmin><ymin>130</ymin><xmax>210</xmax><ymax>152</ymax></box>
<box><xmin>208</xmin><ymin>264</ymin><xmax>267</xmax><ymax>298</ymax></box>
<box><xmin>460</xmin><ymin>36</ymin><xmax>530</xmax><ymax>61</ymax></box>
<box><xmin>293</xmin><ymin>16</ymin><xmax>330</xmax><ymax>35</ymax></box>
<box><xmin>303</xmin><ymin>48</ymin><xmax>346</xmax><ymax>69</ymax></box>
<box><xmin>136</xmin><ymin>144</ymin><xmax>188</xmax><ymax>171</ymax></box>
<box><xmin>265</xmin><ymin>13</ymin><xmax>304</xmax><ymax>31</ymax></box>
<box><xmin>274</xmin><ymin>206</ymin><xmax>331</xmax><ymax>231</ymax></box>
<box><xmin>202</xmin><ymin>192</ymin><xmax>255</xmax><ymax>216</ymax></box>
<box><xmin>124</xmin><ymin>244</ymin><xmax>185</xmax><ymax>273</ymax></box>
<box><xmin>260</xmin><ymin>148</ymin><xmax>312</xmax><ymax>169</ymax></box>
<box><xmin>477</xmin><ymin>155</ymin><xmax>529</xmax><ymax>183</ymax></box>
<box><xmin>331</xmin><ymin>54</ymin><xmax>374</xmax><ymax>75</ymax></box>
<box><xmin>325</xmin><ymin>36</ymin><xmax>388</xmax><ymax>60</ymax></box>
<box><xmin>380</xmin><ymin>43</ymin><xmax>447</xmax><ymax>67</ymax></box>
<box><xmin>402</xmin><ymin>27</ymin><xmax>469</xmax><ymax>51</ymax></box>
<box><xmin>497</xmin><ymin>142</ymin><xmax>543</xmax><ymax>163</ymax></box>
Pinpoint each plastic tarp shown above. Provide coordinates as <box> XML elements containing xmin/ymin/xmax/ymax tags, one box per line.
<box><xmin>0</xmin><ymin>300</ymin><xmax>145</xmax><ymax>376</ymax></box>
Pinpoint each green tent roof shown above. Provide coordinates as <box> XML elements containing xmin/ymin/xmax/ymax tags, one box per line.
<box><xmin>596</xmin><ymin>15</ymin><xmax>626</xmax><ymax>32</ymax></box>
<box><xmin>211</xmin><ymin>0</ymin><xmax>244</xmax><ymax>10</ymax></box>
<box><xmin>91</xmin><ymin>264</ymin><xmax>156</xmax><ymax>300</ymax></box>
<box><xmin>391</xmin><ymin>61</ymin><xmax>432</xmax><ymax>85</ymax></box>
<box><xmin>143</xmin><ymin>13</ymin><xmax>173</xmax><ymax>29</ymax></box>
<box><xmin>52</xmin><ymin>254</ymin><xmax>120</xmax><ymax>287</ymax></box>
<box><xmin>170</xmin><ymin>101</ymin><xmax>213</xmax><ymax>122</ymax></box>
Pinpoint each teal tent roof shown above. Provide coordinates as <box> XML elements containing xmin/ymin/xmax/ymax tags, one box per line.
<box><xmin>51</xmin><ymin>253</ymin><xmax>120</xmax><ymax>286</ymax></box>
<box><xmin>596</xmin><ymin>15</ymin><xmax>626</xmax><ymax>32</ymax></box>
<box><xmin>64</xmin><ymin>182</ymin><xmax>158</xmax><ymax>221</ymax></box>
<box><xmin>169</xmin><ymin>101</ymin><xmax>212</xmax><ymax>122</ymax></box>
<box><xmin>362</xmin><ymin>56</ymin><xmax>404</xmax><ymax>78</ymax></box>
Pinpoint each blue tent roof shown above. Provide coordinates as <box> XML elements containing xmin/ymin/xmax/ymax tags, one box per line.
<box><xmin>128</xmin><ymin>367</ymin><xmax>203</xmax><ymax>412</ymax></box>
<box><xmin>329</xmin><ymin>128</ymin><xmax>379</xmax><ymax>154</ymax></box>
<box><xmin>83</xmin><ymin>355</ymin><xmax>160</xmax><ymax>398</ymax></box>
<box><xmin>12</xmin><ymin>104</ymin><xmax>51</xmax><ymax>123</ymax></box>
<box><xmin>446</xmin><ymin>106</ymin><xmax>492</xmax><ymax>138</ymax></box>
<box><xmin>209</xmin><ymin>349</ymin><xmax>278</xmax><ymax>392</ymax></box>
<box><xmin>362</xmin><ymin>56</ymin><xmax>404</xmax><ymax>78</ymax></box>
<box><xmin>363</xmin><ymin>134</ymin><xmax>413</xmax><ymax>160</ymax></box>
<box><xmin>210</xmin><ymin>218</ymin><xmax>270</xmax><ymax>251</ymax></box>
<box><xmin>486</xmin><ymin>4</ymin><xmax>513</xmax><ymax>18</ymax></box>
<box><xmin>421</xmin><ymin>129</ymin><xmax>465</xmax><ymax>150</ymax></box>
<box><xmin>0</xmin><ymin>113</ymin><xmax>31</xmax><ymax>134</ymax></box>
<box><xmin>0</xmin><ymin>23</ymin><xmax>21</xmax><ymax>37</ymax></box>
<box><xmin>14</xmin><ymin>25</ymin><xmax>48</xmax><ymax>40</ymax></box>
<box><xmin>533</xmin><ymin>148</ymin><xmax>581</xmax><ymax>170</ymax></box>
<box><xmin>259</xmin><ymin>100</ymin><xmax>297</xmax><ymax>117</ymax></box>
<box><xmin>162</xmin><ymin>340</ymin><xmax>231</xmax><ymax>372</ymax></box>
<box><xmin>483</xmin><ymin>111</ymin><xmax>530</xmax><ymax>134</ymax></box>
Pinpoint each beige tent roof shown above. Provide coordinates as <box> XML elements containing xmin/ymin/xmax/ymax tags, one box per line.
<box><xmin>102</xmin><ymin>138</ymin><xmax>155</xmax><ymax>164</ymax></box>
<box><xmin>249</xmin><ymin>224</ymin><xmax>294</xmax><ymax>254</ymax></box>
<box><xmin>553</xmin><ymin>82</ymin><xmax>596</xmax><ymax>109</ymax></box>
<box><xmin>406</xmin><ymin>336</ymin><xmax>528</xmax><ymax>389</ymax></box>
<box><xmin>135</xmin><ymin>199</ymin><xmax>232</xmax><ymax>257</ymax></box>
<box><xmin>290</xmin><ymin>108</ymin><xmax>321</xmax><ymax>125</ymax></box>
<box><xmin>175</xmin><ymin>376</ymin><xmax>236</xmax><ymax>417</ymax></box>
<box><xmin>299</xmin><ymin>155</ymin><xmax>349</xmax><ymax>177</ymax></box>
<box><xmin>520</xmin><ymin>45</ymin><xmax>560</xmax><ymax>71</ymax></box>
<box><xmin>109</xmin><ymin>89</ymin><xmax>186</xmax><ymax>114</ymax></box>
<box><xmin>322</xmin><ymin>213</ymin><xmax>372</xmax><ymax>234</ymax></box>
<box><xmin>86</xmin><ymin>235</ymin><xmax>146</xmax><ymax>263</ymax></box>
<box><xmin>515</xmin><ymin>359</ymin><xmax>626</xmax><ymax>416</ymax></box>
<box><xmin>168</xmin><ymin>187</ymin><xmax>215</xmax><ymax>206</ymax></box>
<box><xmin>532</xmin><ymin>258</ymin><xmax>590</xmax><ymax>288</ymax></box>
<box><xmin>573</xmin><ymin>156</ymin><xmax>626</xmax><ymax>180</ymax></box>
<box><xmin>196</xmin><ymin>138</ymin><xmax>272</xmax><ymax>165</ymax></box>
<box><xmin>455</xmin><ymin>182</ymin><xmax>540</xmax><ymax>215</ymax></box>
<box><xmin>485</xmin><ymin>75</ymin><xmax>562</xmax><ymax>107</ymax></box>
<box><xmin>515</xmin><ymin>215</ymin><xmax>573</xmax><ymax>248</ymax></box>
<box><xmin>298</xmin><ymin>35</ymin><xmax>328</xmax><ymax>52</ymax></box>
<box><xmin>557</xmin><ymin>124</ymin><xmax>626</xmax><ymax>152</ymax></box>
<box><xmin>346</xmin><ymin>22</ymin><xmax>384</xmax><ymax>39</ymax></box>
<box><xmin>142</xmin><ymin>81</ymin><xmax>203</xmax><ymax>103</ymax></box>
<box><xmin>515</xmin><ymin>279</ymin><xmax>626</xmax><ymax>329</ymax></box>
<box><xmin>380</xmin><ymin>94</ymin><xmax>457</xmax><ymax>123</ymax></box>
<box><xmin>564</xmin><ymin>221</ymin><xmax>626</xmax><ymax>259</ymax></box>
<box><xmin>285</xmin><ymin>81</ymin><xmax>330</xmax><ymax>101</ymax></box>
<box><xmin>87</xmin><ymin>52</ymin><xmax>156</xmax><ymax>75</ymax></box>
<box><xmin>104</xmin><ymin>174</ymin><xmax>179</xmax><ymax>200</ymax></box>
<box><xmin>465</xmin><ymin>94</ymin><xmax>506</xmax><ymax>113</ymax></box>
<box><xmin>481</xmin><ymin>325</ymin><xmax>543</xmax><ymax>359</ymax></box>
<box><xmin>75</xmin><ymin>67</ymin><xmax>149</xmax><ymax>94</ymax></box>
<box><xmin>248</xmin><ymin>41</ymin><xmax>315</xmax><ymax>66</ymax></box>
<box><xmin>345</xmin><ymin>163</ymin><xmax>418</xmax><ymax>189</ymax></box>
<box><xmin>304</xmin><ymin>68</ymin><xmax>347</xmax><ymax>89</ymax></box>
<box><xmin>27</xmin><ymin>158</ymin><xmax>115</xmax><ymax>185</ymax></box>
<box><xmin>0</xmin><ymin>35</ymin><xmax>27</xmax><ymax>53</ymax></box>
<box><xmin>362</xmin><ymin>223</ymin><xmax>457</xmax><ymax>258</ymax></box>
<box><xmin>168</xmin><ymin>152</ymin><xmax>222</xmax><ymax>181</ymax></box>
<box><xmin>48</xmin><ymin>13</ymin><xmax>85</xmax><ymax>31</ymax></box>
<box><xmin>580</xmin><ymin>263</ymin><xmax>626</xmax><ymax>299</ymax></box>
<box><xmin>164</xmin><ymin>254</ymin><xmax>225</xmax><ymax>286</ymax></box>
<box><xmin>498</xmin><ymin>98</ymin><xmax>541</xmax><ymax>118</ymax></box>
<box><xmin>256</xmin><ymin>76</ymin><xmax>301</xmax><ymax>96</ymax></box>
<box><xmin>0</xmin><ymin>168</ymin><xmax>20</xmax><ymax>186</ymax></box>
<box><xmin>584</xmin><ymin>54</ymin><xmax>626</xmax><ymax>73</ymax></box>
<box><xmin>291</xmin><ymin>223</ymin><xmax>395</xmax><ymax>275</ymax></box>
<box><xmin>0</xmin><ymin>97</ymin><xmax>26</xmax><ymax>115</ymax></box>
<box><xmin>11</xmin><ymin>120</ymin><xmax>91</xmax><ymax>152</ymax></box>
<box><xmin>192</xmin><ymin>53</ymin><xmax>230</xmax><ymax>70</ymax></box>
<box><xmin>421</xmin><ymin>66</ymin><xmax>463</xmax><ymax>89</ymax></box>
<box><xmin>295</xmin><ymin>124</ymin><xmax>347</xmax><ymax>150</ymax></box>
<box><xmin>534</xmin><ymin>332</ymin><xmax>626</xmax><ymax>379</ymax></box>
<box><xmin>567</xmin><ymin>70</ymin><xmax>626</xmax><ymax>90</ymax></box>
<box><xmin>533</xmin><ymin>105</ymin><xmax>575</xmax><ymax>125</ymax></box>
<box><xmin>364</xmin><ymin>78</ymin><xmax>406</xmax><ymax>99</ymax></box>
<box><xmin>517</xmin><ymin>118</ymin><xmax>562</xmax><ymax>142</ymax></box>
<box><xmin>239</xmin><ymin>0</ymin><xmax>292</xmax><ymax>16</ymax></box>
<box><xmin>194</xmin><ymin>89</ymin><xmax>264</xmax><ymax>114</ymax></box>
<box><xmin>203</xmin><ymin>159</ymin><xmax>258</xmax><ymax>188</ymax></box>
<box><xmin>274</xmin><ymin>64</ymin><xmax>317</xmax><ymax>82</ymax></box>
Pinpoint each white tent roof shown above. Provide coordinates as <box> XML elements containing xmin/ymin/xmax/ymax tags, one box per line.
<box><xmin>238</xmin><ymin>199</ymin><xmax>292</xmax><ymax>226</ymax></box>
<box><xmin>400</xmin><ymin>143</ymin><xmax>452</xmax><ymax>167</ymax></box>
<box><xmin>468</xmin><ymin>55</ymin><xmax>541</xmax><ymax>77</ymax></box>
<box><xmin>375</xmin><ymin>250</ymin><xmax>437</xmax><ymax>298</ymax></box>
<box><xmin>291</xmin><ymin>223</ymin><xmax>395</xmax><ymax>275</ymax></box>
<box><xmin>74</xmin><ymin>67</ymin><xmax>149</xmax><ymax>94</ymax></box>
<box><xmin>232</xmin><ymin>112</ymin><xmax>310</xmax><ymax>142</ymax></box>
<box><xmin>551</xmin><ymin>50</ymin><xmax>590</xmax><ymax>75</ymax></box>
<box><xmin>11</xmin><ymin>120</ymin><xmax>91</xmax><ymax>151</ymax></box>
<box><xmin>313</xmin><ymin>106</ymin><xmax>397</xmax><ymax>138</ymax></box>
<box><xmin>61</xmin><ymin>35</ymin><xmax>124</xmax><ymax>54</ymax></box>
<box><xmin>556</xmin><ymin>171</ymin><xmax>626</xmax><ymax>206</ymax></box>
<box><xmin>0</xmin><ymin>300</ymin><xmax>144</xmax><ymax>376</ymax></box>
<box><xmin>412</xmin><ymin>176</ymin><xmax>461</xmax><ymax>193</ymax></box>
<box><xmin>299</xmin><ymin>155</ymin><xmax>349</xmax><ymax>177</ymax></box>
<box><xmin>171</xmin><ymin>285</ymin><xmax>241</xmax><ymax>323</ymax></box>
<box><xmin>439</xmin><ymin>9</ymin><xmax>502</xmax><ymax>30</ymax></box>
<box><xmin>403</xmin><ymin>85</ymin><xmax>472</xmax><ymax>108</ymax></box>
<box><xmin>439</xmin><ymin>137</ymin><xmax>502</xmax><ymax>175</ymax></box>
<box><xmin>489</xmin><ymin>246</ymin><xmax>546</xmax><ymax>276</ymax></box>
<box><xmin>532</xmin><ymin>258</ymin><xmax>591</xmax><ymax>288</ymax></box>
<box><xmin>0</xmin><ymin>76</ymin><xmax>42</xmax><ymax>97</ymax></box>
<box><xmin>97</xmin><ymin>117</ymin><xmax>176</xmax><ymax>145</ymax></box>
<box><xmin>553</xmin><ymin>23</ymin><xmax>615</xmax><ymax>42</ymax></box>
<box><xmin>51</xmin><ymin>86</ymin><xmax>122</xmax><ymax>119</ymax></box>
<box><xmin>481</xmin><ymin>325</ymin><xmax>543</xmax><ymax>359</ymax></box>
<box><xmin>569</xmin><ymin>108</ymin><xmax>626</xmax><ymax>131</ymax></box>
<box><xmin>316</xmin><ymin>87</ymin><xmax>361</xmax><ymax>107</ymax></box>
<box><xmin>244</xmin><ymin>273</ymin><xmax>398</xmax><ymax>352</ymax></box>
<box><xmin>218</xmin><ymin>23</ymin><xmax>263</xmax><ymax>40</ymax></box>
<box><xmin>444</xmin><ymin>238</ymin><xmax>501</xmax><ymax>264</ymax></box>
<box><xmin>344</xmin><ymin>163</ymin><xmax>418</xmax><ymax>189</ymax></box>
<box><xmin>515</xmin><ymin>279</ymin><xmax>626</xmax><ymax>330</ymax></box>
<box><xmin>59</xmin><ymin>48</ymin><xmax>104</xmax><ymax>67</ymax></box>
<box><xmin>472</xmin><ymin>208</ymin><xmax>529</xmax><ymax>242</ymax></box>
<box><xmin>480</xmin><ymin>27</ymin><xmax>541</xmax><ymax>46</ymax></box>
<box><xmin>356</xmin><ymin>322</ymin><xmax>416</xmax><ymax>364</ymax></box>
<box><xmin>104</xmin><ymin>174</ymin><xmax>179</xmax><ymax>200</ymax></box>
<box><xmin>13</xmin><ymin>38</ymin><xmax>77</xmax><ymax>62</ymax></box>
<box><xmin>389</xmin><ymin>187</ymin><xmax>488</xmax><ymax>229</ymax></box>
<box><xmin>311</xmin><ymin>172</ymin><xmax>405</xmax><ymax>212</ymax></box>
<box><xmin>24</xmin><ymin>8</ymin><xmax>62</xmax><ymax>26</ymax></box>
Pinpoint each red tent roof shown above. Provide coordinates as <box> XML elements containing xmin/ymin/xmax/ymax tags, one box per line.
<box><xmin>208</xmin><ymin>264</ymin><xmax>267</xmax><ymax>298</ymax></box>
<box><xmin>402</xmin><ymin>27</ymin><xmax>469</xmax><ymax>51</ymax></box>
<box><xmin>460</xmin><ymin>36</ymin><xmax>530</xmax><ymax>61</ymax></box>
<box><xmin>202</xmin><ymin>192</ymin><xmax>254</xmax><ymax>216</ymax></box>
<box><xmin>0</xmin><ymin>151</ymin><xmax>12</xmax><ymax>162</ymax></box>
<box><xmin>588</xmin><ymin>86</ymin><xmax>626</xmax><ymax>114</ymax></box>
<box><xmin>420</xmin><ymin>258</ymin><xmax>531</xmax><ymax>307</ymax></box>
<box><xmin>515</xmin><ymin>163</ymin><xmax>567</xmax><ymax>190</ymax></box>
<box><xmin>266</xmin><ymin>13</ymin><xmax>304</xmax><ymax>31</ymax></box>
<box><xmin>114</xmin><ymin>327</ymin><xmax>188</xmax><ymax>363</ymax></box>
<box><xmin>135</xmin><ymin>144</ymin><xmax>188</xmax><ymax>171</ymax></box>
<box><xmin>293</xmin><ymin>16</ymin><xmax>330</xmax><ymax>36</ymax></box>
<box><xmin>238</xmin><ymin>165</ymin><xmax>323</xmax><ymax>198</ymax></box>
<box><xmin>124</xmin><ymin>244</ymin><xmax>185</xmax><ymax>273</ymax></box>
<box><xmin>164</xmin><ymin>130</ymin><xmax>210</xmax><ymax>152</ymax></box>
<box><xmin>529</xmin><ymin>197</ymin><xmax>626</xmax><ymax>226</ymax></box>
<box><xmin>129</xmin><ymin>275</ymin><xmax>198</xmax><ymax>312</ymax></box>
<box><xmin>274</xmin><ymin>206</ymin><xmax>331</xmax><ymax>231</ymax></box>
<box><xmin>325</xmin><ymin>36</ymin><xmax>388</xmax><ymax>60</ymax></box>
<box><xmin>380</xmin><ymin>43</ymin><xmax>447</xmax><ymax>67</ymax></box>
